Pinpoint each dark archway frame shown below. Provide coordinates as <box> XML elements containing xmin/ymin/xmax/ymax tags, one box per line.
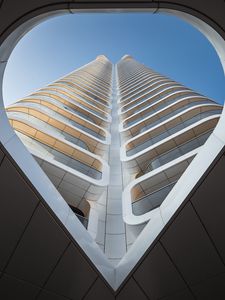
<box><xmin>0</xmin><ymin>1</ymin><xmax>225</xmax><ymax>294</ymax></box>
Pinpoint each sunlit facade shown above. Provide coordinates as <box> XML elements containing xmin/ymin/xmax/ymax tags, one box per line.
<box><xmin>118</xmin><ymin>55</ymin><xmax>222</xmax><ymax>226</ymax></box>
<box><xmin>6</xmin><ymin>55</ymin><xmax>222</xmax><ymax>264</ymax></box>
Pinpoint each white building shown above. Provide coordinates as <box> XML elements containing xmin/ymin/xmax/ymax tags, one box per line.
<box><xmin>6</xmin><ymin>54</ymin><xmax>222</xmax><ymax>266</ymax></box>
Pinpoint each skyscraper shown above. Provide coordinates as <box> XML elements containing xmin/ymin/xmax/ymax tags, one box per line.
<box><xmin>6</xmin><ymin>54</ymin><xmax>222</xmax><ymax>265</ymax></box>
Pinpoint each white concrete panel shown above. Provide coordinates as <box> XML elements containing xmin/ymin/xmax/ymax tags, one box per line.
<box><xmin>95</xmin><ymin>219</ymin><xmax>106</xmax><ymax>245</ymax></box>
<box><xmin>105</xmin><ymin>234</ymin><xmax>126</xmax><ymax>259</ymax></box>
<box><xmin>106</xmin><ymin>215</ymin><xmax>125</xmax><ymax>234</ymax></box>
<box><xmin>107</xmin><ymin>200</ymin><xmax>123</xmax><ymax>215</ymax></box>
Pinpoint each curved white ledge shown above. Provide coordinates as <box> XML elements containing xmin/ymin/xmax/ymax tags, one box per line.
<box><xmin>7</xmin><ymin>107</ymin><xmax>110</xmax><ymax>146</ymax></box>
<box><xmin>76</xmin><ymin>70</ymin><xmax>112</xmax><ymax>93</ymax></box>
<box><xmin>9</xmin><ymin>99</ymin><xmax>111</xmax><ymax>143</ymax></box>
<box><xmin>67</xmin><ymin>74</ymin><xmax>111</xmax><ymax>97</ymax></box>
<box><xmin>29</xmin><ymin>145</ymin><xmax>110</xmax><ymax>188</ymax></box>
<box><xmin>43</xmin><ymin>84</ymin><xmax>112</xmax><ymax>113</ymax></box>
<box><xmin>121</xmin><ymin>114</ymin><xmax>221</xmax><ymax>163</ymax></box>
<box><xmin>57</xmin><ymin>77</ymin><xmax>111</xmax><ymax>103</ymax></box>
<box><xmin>122</xmin><ymin>147</ymin><xmax>200</xmax><ymax>225</ymax></box>
<box><xmin>119</xmin><ymin>97</ymin><xmax>218</xmax><ymax>134</ymax></box>
<box><xmin>120</xmin><ymin>82</ymin><xmax>184</xmax><ymax>112</ymax></box>
<box><xmin>46</xmin><ymin>79</ymin><xmax>109</xmax><ymax>109</ymax></box>
<box><xmin>65</xmin><ymin>72</ymin><xmax>113</xmax><ymax>93</ymax></box>
<box><xmin>33</xmin><ymin>88</ymin><xmax>110</xmax><ymax>119</ymax></box>
<box><xmin>119</xmin><ymin>87</ymin><xmax>201</xmax><ymax>119</ymax></box>
<box><xmin>119</xmin><ymin>75</ymin><xmax>172</xmax><ymax>102</ymax></box>
<box><xmin>118</xmin><ymin>84</ymin><xmax>188</xmax><ymax>115</ymax></box>
<box><xmin>118</xmin><ymin>73</ymin><xmax>163</xmax><ymax>99</ymax></box>
<box><xmin>122</xmin><ymin>78</ymin><xmax>177</xmax><ymax>102</ymax></box>
<box><xmin>118</xmin><ymin>71</ymin><xmax>154</xmax><ymax>95</ymax></box>
<box><xmin>7</xmin><ymin>114</ymin><xmax>109</xmax><ymax>167</ymax></box>
<box><xmin>120</xmin><ymin>91</ymin><xmax>202</xmax><ymax>130</ymax></box>
<box><xmin>121</xmin><ymin>103</ymin><xmax>221</xmax><ymax>143</ymax></box>
<box><xmin>22</xmin><ymin>90</ymin><xmax>112</xmax><ymax>123</ymax></box>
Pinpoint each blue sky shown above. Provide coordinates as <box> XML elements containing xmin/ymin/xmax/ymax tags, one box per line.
<box><xmin>3</xmin><ymin>12</ymin><xmax>225</xmax><ymax>106</ymax></box>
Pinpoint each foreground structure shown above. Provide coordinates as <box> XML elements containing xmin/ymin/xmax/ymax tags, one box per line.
<box><xmin>6</xmin><ymin>55</ymin><xmax>222</xmax><ymax>265</ymax></box>
<box><xmin>1</xmin><ymin>2</ymin><xmax>225</xmax><ymax>299</ymax></box>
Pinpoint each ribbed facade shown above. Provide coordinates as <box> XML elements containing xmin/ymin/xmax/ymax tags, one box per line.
<box><xmin>118</xmin><ymin>55</ymin><xmax>222</xmax><ymax>226</ymax></box>
<box><xmin>6</xmin><ymin>55</ymin><xmax>222</xmax><ymax>264</ymax></box>
<box><xmin>6</xmin><ymin>54</ymin><xmax>112</xmax><ymax>231</ymax></box>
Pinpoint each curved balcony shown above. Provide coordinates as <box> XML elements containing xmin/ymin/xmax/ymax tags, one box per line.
<box><xmin>33</xmin><ymin>89</ymin><xmax>110</xmax><ymax>119</ymax></box>
<box><xmin>118</xmin><ymin>72</ymin><xmax>154</xmax><ymax>95</ymax></box>
<box><xmin>126</xmin><ymin>109</ymin><xmax>222</xmax><ymax>156</ymax></box>
<box><xmin>54</xmin><ymin>77</ymin><xmax>110</xmax><ymax>105</ymax></box>
<box><xmin>48</xmin><ymin>83</ymin><xmax>111</xmax><ymax>110</ymax></box>
<box><xmin>138</xmin><ymin>100</ymin><xmax>214</xmax><ymax>135</ymax></box>
<box><xmin>118</xmin><ymin>70</ymin><xmax>152</xmax><ymax>92</ymax></box>
<box><xmin>122</xmin><ymin>150</ymin><xmax>196</xmax><ymax>225</ymax></box>
<box><xmin>14</xmin><ymin>130</ymin><xmax>109</xmax><ymax>217</ymax></box>
<box><xmin>121</xmin><ymin>99</ymin><xmax>218</xmax><ymax>140</ymax></box>
<box><xmin>121</xmin><ymin>116</ymin><xmax>219</xmax><ymax>176</ymax></box>
<box><xmin>39</xmin><ymin>141</ymin><xmax>101</xmax><ymax>179</ymax></box>
<box><xmin>79</xmin><ymin>66</ymin><xmax>112</xmax><ymax>84</ymax></box>
<box><xmin>22</xmin><ymin>91</ymin><xmax>110</xmax><ymax>125</ymax></box>
<box><xmin>118</xmin><ymin>65</ymin><xmax>147</xmax><ymax>83</ymax></box>
<box><xmin>120</xmin><ymin>82</ymin><xmax>184</xmax><ymax>112</ymax></box>
<box><xmin>77</xmin><ymin>70</ymin><xmax>112</xmax><ymax>89</ymax></box>
<box><xmin>65</xmin><ymin>74</ymin><xmax>111</xmax><ymax>98</ymax></box>
<box><xmin>50</xmin><ymin>81</ymin><xmax>111</xmax><ymax>110</ymax></box>
<box><xmin>63</xmin><ymin>78</ymin><xmax>110</xmax><ymax>101</ymax></box>
<box><xmin>142</xmin><ymin>129</ymin><xmax>213</xmax><ymax>175</ymax></box>
<box><xmin>119</xmin><ymin>78</ymin><xmax>177</xmax><ymax>106</ymax></box>
<box><xmin>11</xmin><ymin>125</ymin><xmax>106</xmax><ymax>181</ymax></box>
<box><xmin>122</xmin><ymin>91</ymin><xmax>203</xmax><ymax>129</ymax></box>
<box><xmin>119</xmin><ymin>74</ymin><xmax>166</xmax><ymax>102</ymax></box>
<box><xmin>6</xmin><ymin>110</ymin><xmax>108</xmax><ymax>155</ymax></box>
<box><xmin>77</xmin><ymin>69</ymin><xmax>112</xmax><ymax>89</ymax></box>
<box><xmin>120</xmin><ymin>86</ymin><xmax>196</xmax><ymax>118</ymax></box>
<box><xmin>76</xmin><ymin>75</ymin><xmax>111</xmax><ymax>90</ymax></box>
<box><xmin>132</xmin><ymin>181</ymin><xmax>177</xmax><ymax>215</ymax></box>
<box><xmin>7</xmin><ymin>100</ymin><xmax>109</xmax><ymax>142</ymax></box>
<box><xmin>74</xmin><ymin>70</ymin><xmax>112</xmax><ymax>90</ymax></box>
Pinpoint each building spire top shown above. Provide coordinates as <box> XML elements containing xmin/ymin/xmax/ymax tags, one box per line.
<box><xmin>121</xmin><ymin>54</ymin><xmax>133</xmax><ymax>61</ymax></box>
<box><xmin>96</xmin><ymin>55</ymin><xmax>109</xmax><ymax>62</ymax></box>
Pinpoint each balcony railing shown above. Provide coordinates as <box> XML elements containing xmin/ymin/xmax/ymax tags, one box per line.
<box><xmin>127</xmin><ymin>109</ymin><xmax>221</xmax><ymax>156</ymax></box>
<box><xmin>21</xmin><ymin>100</ymin><xmax>105</xmax><ymax>141</ymax></box>
<box><xmin>132</xmin><ymin>181</ymin><xmax>176</xmax><ymax>215</ymax></box>
<box><xmin>144</xmin><ymin>130</ymin><xmax>212</xmax><ymax>173</ymax></box>
<box><xmin>31</xmin><ymin>139</ymin><xmax>102</xmax><ymax>179</ymax></box>
<box><xmin>68</xmin><ymin>118</ymin><xmax>105</xmax><ymax>141</ymax></box>
<box><xmin>51</xmin><ymin>83</ymin><xmax>109</xmax><ymax>108</ymax></box>
<box><xmin>37</xmin><ymin>89</ymin><xmax>107</xmax><ymax>119</ymax></box>
<box><xmin>124</xmin><ymin>95</ymin><xmax>212</xmax><ymax>128</ymax></box>
<box><xmin>121</xmin><ymin>83</ymin><xmax>183</xmax><ymax>112</ymax></box>
<box><xmin>137</xmin><ymin>100</ymin><xmax>214</xmax><ymax>136</ymax></box>
<box><xmin>75</xmin><ymin>214</ymin><xmax>88</xmax><ymax>228</ymax></box>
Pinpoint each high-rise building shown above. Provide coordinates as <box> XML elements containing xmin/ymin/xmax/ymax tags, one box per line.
<box><xmin>6</xmin><ymin>54</ymin><xmax>222</xmax><ymax>265</ymax></box>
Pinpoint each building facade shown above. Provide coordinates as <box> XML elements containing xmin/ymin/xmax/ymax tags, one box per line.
<box><xmin>6</xmin><ymin>55</ymin><xmax>222</xmax><ymax>265</ymax></box>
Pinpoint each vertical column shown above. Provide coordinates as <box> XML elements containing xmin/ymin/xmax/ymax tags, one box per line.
<box><xmin>104</xmin><ymin>65</ymin><xmax>126</xmax><ymax>266</ymax></box>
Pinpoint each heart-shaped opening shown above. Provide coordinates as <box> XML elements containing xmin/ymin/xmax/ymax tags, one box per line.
<box><xmin>1</xmin><ymin>8</ymin><xmax>225</xmax><ymax>291</ymax></box>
